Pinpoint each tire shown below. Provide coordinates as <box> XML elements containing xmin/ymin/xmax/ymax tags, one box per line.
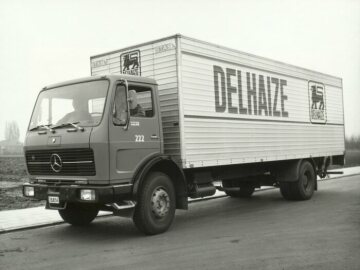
<box><xmin>223</xmin><ymin>182</ymin><xmax>255</xmax><ymax>198</ymax></box>
<box><xmin>133</xmin><ymin>172</ymin><xmax>176</xmax><ymax>235</ymax></box>
<box><xmin>280</xmin><ymin>160</ymin><xmax>316</xmax><ymax>201</ymax></box>
<box><xmin>58</xmin><ymin>203</ymin><xmax>99</xmax><ymax>226</ymax></box>
<box><xmin>279</xmin><ymin>182</ymin><xmax>294</xmax><ymax>200</ymax></box>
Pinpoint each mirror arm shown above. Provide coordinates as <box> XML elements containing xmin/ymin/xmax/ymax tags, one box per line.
<box><xmin>122</xmin><ymin>79</ymin><xmax>130</xmax><ymax>130</ymax></box>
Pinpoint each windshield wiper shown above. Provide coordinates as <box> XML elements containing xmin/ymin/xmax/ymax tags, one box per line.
<box><xmin>51</xmin><ymin>122</ymin><xmax>84</xmax><ymax>131</ymax></box>
<box><xmin>29</xmin><ymin>124</ymin><xmax>54</xmax><ymax>133</ymax></box>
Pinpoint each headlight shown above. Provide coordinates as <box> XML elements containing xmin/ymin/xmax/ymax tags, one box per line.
<box><xmin>80</xmin><ymin>189</ymin><xmax>96</xmax><ymax>201</ymax></box>
<box><xmin>24</xmin><ymin>186</ymin><xmax>35</xmax><ymax>197</ymax></box>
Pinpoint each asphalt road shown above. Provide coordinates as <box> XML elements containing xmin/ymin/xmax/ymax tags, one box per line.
<box><xmin>1</xmin><ymin>175</ymin><xmax>359</xmax><ymax>270</ymax></box>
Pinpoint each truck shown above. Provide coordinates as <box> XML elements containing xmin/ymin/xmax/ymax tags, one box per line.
<box><xmin>23</xmin><ymin>34</ymin><xmax>345</xmax><ymax>235</ymax></box>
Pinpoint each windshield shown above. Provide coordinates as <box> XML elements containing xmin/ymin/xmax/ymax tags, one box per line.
<box><xmin>29</xmin><ymin>80</ymin><xmax>109</xmax><ymax>130</ymax></box>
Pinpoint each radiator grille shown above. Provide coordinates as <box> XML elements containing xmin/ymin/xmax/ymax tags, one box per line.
<box><xmin>26</xmin><ymin>148</ymin><xmax>96</xmax><ymax>176</ymax></box>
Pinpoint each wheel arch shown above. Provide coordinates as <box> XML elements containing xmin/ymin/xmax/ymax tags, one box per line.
<box><xmin>274</xmin><ymin>158</ymin><xmax>316</xmax><ymax>183</ymax></box>
<box><xmin>132</xmin><ymin>154</ymin><xmax>188</xmax><ymax>210</ymax></box>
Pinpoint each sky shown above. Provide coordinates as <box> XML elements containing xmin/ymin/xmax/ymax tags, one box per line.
<box><xmin>0</xmin><ymin>0</ymin><xmax>359</xmax><ymax>141</ymax></box>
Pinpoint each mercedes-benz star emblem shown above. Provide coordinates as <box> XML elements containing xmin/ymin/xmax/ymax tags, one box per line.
<box><xmin>50</xmin><ymin>153</ymin><xmax>62</xmax><ymax>172</ymax></box>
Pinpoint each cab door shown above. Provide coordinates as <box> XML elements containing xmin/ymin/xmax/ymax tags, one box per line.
<box><xmin>108</xmin><ymin>82</ymin><xmax>161</xmax><ymax>184</ymax></box>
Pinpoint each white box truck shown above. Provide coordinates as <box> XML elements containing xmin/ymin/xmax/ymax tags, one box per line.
<box><xmin>24</xmin><ymin>34</ymin><xmax>345</xmax><ymax>235</ymax></box>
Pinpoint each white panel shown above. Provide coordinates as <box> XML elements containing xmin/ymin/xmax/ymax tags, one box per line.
<box><xmin>182</xmin><ymin>118</ymin><xmax>344</xmax><ymax>167</ymax></box>
<box><xmin>180</xmin><ymin>54</ymin><xmax>343</xmax><ymax>124</ymax></box>
<box><xmin>179</xmin><ymin>36</ymin><xmax>345</xmax><ymax>168</ymax></box>
<box><xmin>181</xmin><ymin>37</ymin><xmax>342</xmax><ymax>88</ymax></box>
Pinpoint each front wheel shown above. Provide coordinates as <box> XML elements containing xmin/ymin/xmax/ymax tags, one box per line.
<box><xmin>280</xmin><ymin>160</ymin><xmax>316</xmax><ymax>200</ymax></box>
<box><xmin>133</xmin><ymin>172</ymin><xmax>176</xmax><ymax>235</ymax></box>
<box><xmin>58</xmin><ymin>203</ymin><xmax>99</xmax><ymax>226</ymax></box>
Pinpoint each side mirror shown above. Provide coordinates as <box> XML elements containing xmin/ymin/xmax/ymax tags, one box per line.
<box><xmin>122</xmin><ymin>79</ymin><xmax>130</xmax><ymax>130</ymax></box>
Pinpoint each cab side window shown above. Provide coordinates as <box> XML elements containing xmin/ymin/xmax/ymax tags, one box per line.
<box><xmin>128</xmin><ymin>86</ymin><xmax>154</xmax><ymax>118</ymax></box>
<box><xmin>113</xmin><ymin>85</ymin><xmax>128</xmax><ymax>126</ymax></box>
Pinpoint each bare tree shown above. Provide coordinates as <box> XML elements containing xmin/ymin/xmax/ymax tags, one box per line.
<box><xmin>4</xmin><ymin>121</ymin><xmax>20</xmax><ymax>142</ymax></box>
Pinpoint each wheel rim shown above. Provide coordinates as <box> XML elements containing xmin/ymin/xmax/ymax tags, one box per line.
<box><xmin>151</xmin><ymin>187</ymin><xmax>170</xmax><ymax>219</ymax></box>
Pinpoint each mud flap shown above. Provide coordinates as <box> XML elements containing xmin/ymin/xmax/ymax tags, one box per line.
<box><xmin>273</xmin><ymin>159</ymin><xmax>302</xmax><ymax>182</ymax></box>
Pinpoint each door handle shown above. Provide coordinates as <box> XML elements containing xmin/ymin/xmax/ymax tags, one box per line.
<box><xmin>151</xmin><ymin>135</ymin><xmax>159</xmax><ymax>139</ymax></box>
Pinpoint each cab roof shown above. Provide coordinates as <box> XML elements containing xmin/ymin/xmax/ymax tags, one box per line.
<box><xmin>42</xmin><ymin>74</ymin><xmax>157</xmax><ymax>91</ymax></box>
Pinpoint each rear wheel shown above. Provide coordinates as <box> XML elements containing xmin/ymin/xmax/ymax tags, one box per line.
<box><xmin>133</xmin><ymin>172</ymin><xmax>176</xmax><ymax>235</ymax></box>
<box><xmin>58</xmin><ymin>203</ymin><xmax>99</xmax><ymax>226</ymax></box>
<box><xmin>223</xmin><ymin>181</ymin><xmax>255</xmax><ymax>198</ymax></box>
<box><xmin>280</xmin><ymin>160</ymin><xmax>316</xmax><ymax>200</ymax></box>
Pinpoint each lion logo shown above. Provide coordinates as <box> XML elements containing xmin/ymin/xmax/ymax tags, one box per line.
<box><xmin>308</xmin><ymin>81</ymin><xmax>326</xmax><ymax>124</ymax></box>
<box><xmin>120</xmin><ymin>50</ymin><xmax>141</xmax><ymax>76</ymax></box>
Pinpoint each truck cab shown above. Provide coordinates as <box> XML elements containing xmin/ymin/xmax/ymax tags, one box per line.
<box><xmin>23</xmin><ymin>75</ymin><xmax>186</xmax><ymax>235</ymax></box>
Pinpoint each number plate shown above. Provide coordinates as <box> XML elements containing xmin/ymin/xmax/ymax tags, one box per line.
<box><xmin>48</xmin><ymin>196</ymin><xmax>60</xmax><ymax>204</ymax></box>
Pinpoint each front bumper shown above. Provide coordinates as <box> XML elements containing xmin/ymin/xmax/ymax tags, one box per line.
<box><xmin>22</xmin><ymin>183</ymin><xmax>133</xmax><ymax>205</ymax></box>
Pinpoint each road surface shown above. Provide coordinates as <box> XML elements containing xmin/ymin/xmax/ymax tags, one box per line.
<box><xmin>1</xmin><ymin>175</ymin><xmax>359</xmax><ymax>270</ymax></box>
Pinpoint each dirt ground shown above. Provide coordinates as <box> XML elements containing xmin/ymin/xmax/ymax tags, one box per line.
<box><xmin>1</xmin><ymin>149</ymin><xmax>360</xmax><ymax>211</ymax></box>
<box><xmin>0</xmin><ymin>156</ymin><xmax>44</xmax><ymax>211</ymax></box>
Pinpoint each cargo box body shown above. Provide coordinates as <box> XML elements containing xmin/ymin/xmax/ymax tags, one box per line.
<box><xmin>90</xmin><ymin>35</ymin><xmax>345</xmax><ymax>169</ymax></box>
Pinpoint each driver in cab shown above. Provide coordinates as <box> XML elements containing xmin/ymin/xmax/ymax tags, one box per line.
<box><xmin>57</xmin><ymin>98</ymin><xmax>92</xmax><ymax>124</ymax></box>
<box><xmin>129</xmin><ymin>90</ymin><xmax>145</xmax><ymax>117</ymax></box>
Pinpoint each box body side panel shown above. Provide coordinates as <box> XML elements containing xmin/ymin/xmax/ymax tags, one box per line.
<box><xmin>179</xmin><ymin>37</ymin><xmax>345</xmax><ymax>168</ymax></box>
